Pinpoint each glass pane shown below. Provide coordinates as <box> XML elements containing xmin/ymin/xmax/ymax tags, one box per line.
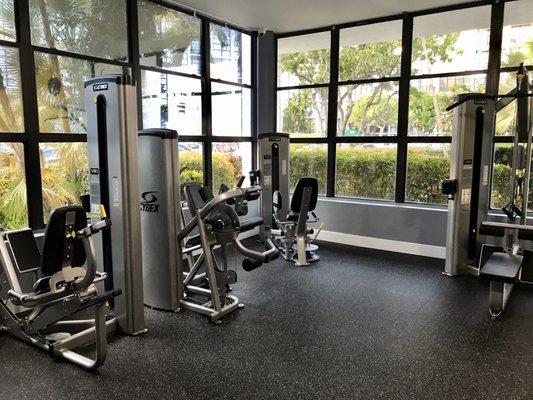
<box><xmin>40</xmin><ymin>142</ymin><xmax>88</xmax><ymax>221</ymax></box>
<box><xmin>179</xmin><ymin>142</ymin><xmax>203</xmax><ymax>186</ymax></box>
<box><xmin>337</xmin><ymin>82</ymin><xmax>399</xmax><ymax>137</ymax></box>
<box><xmin>335</xmin><ymin>143</ymin><xmax>396</xmax><ymax>200</ymax></box>
<box><xmin>491</xmin><ymin>143</ymin><xmax>512</xmax><ymax>209</ymax></box>
<box><xmin>501</xmin><ymin>0</ymin><xmax>533</xmax><ymax>67</ymax></box>
<box><xmin>0</xmin><ymin>143</ymin><xmax>27</xmax><ymax>230</ymax></box>
<box><xmin>138</xmin><ymin>0</ymin><xmax>201</xmax><ymax>74</ymax></box>
<box><xmin>30</xmin><ymin>0</ymin><xmax>128</xmax><ymax>61</ymax></box>
<box><xmin>211</xmin><ymin>82</ymin><xmax>251</xmax><ymax>137</ymax></box>
<box><xmin>496</xmin><ymin>71</ymin><xmax>533</xmax><ymax>136</ymax></box>
<box><xmin>210</xmin><ymin>24</ymin><xmax>251</xmax><ymax>84</ymax></box>
<box><xmin>277</xmin><ymin>87</ymin><xmax>328</xmax><ymax>138</ymax></box>
<box><xmin>339</xmin><ymin>21</ymin><xmax>402</xmax><ymax>81</ymax></box>
<box><xmin>412</xmin><ymin>6</ymin><xmax>491</xmax><ymax>75</ymax></box>
<box><xmin>406</xmin><ymin>144</ymin><xmax>451</xmax><ymax>205</ymax></box>
<box><xmin>0</xmin><ymin>46</ymin><xmax>23</xmax><ymax>132</ymax></box>
<box><xmin>212</xmin><ymin>142</ymin><xmax>252</xmax><ymax>190</ymax></box>
<box><xmin>141</xmin><ymin>70</ymin><xmax>202</xmax><ymax>135</ymax></box>
<box><xmin>290</xmin><ymin>143</ymin><xmax>327</xmax><ymax>195</ymax></box>
<box><xmin>277</xmin><ymin>31</ymin><xmax>330</xmax><ymax>86</ymax></box>
<box><xmin>408</xmin><ymin>74</ymin><xmax>486</xmax><ymax>136</ymax></box>
<box><xmin>0</xmin><ymin>0</ymin><xmax>15</xmax><ymax>41</ymax></box>
<box><xmin>35</xmin><ymin>52</ymin><xmax>126</xmax><ymax>133</ymax></box>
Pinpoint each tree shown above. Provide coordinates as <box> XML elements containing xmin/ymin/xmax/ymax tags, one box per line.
<box><xmin>282</xmin><ymin>91</ymin><xmax>315</xmax><ymax>133</ymax></box>
<box><xmin>280</xmin><ymin>33</ymin><xmax>461</xmax><ymax>136</ymax></box>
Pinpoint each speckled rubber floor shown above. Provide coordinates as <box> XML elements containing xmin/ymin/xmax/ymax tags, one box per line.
<box><xmin>1</xmin><ymin>241</ymin><xmax>533</xmax><ymax>400</ymax></box>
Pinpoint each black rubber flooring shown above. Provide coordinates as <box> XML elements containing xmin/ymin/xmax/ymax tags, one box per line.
<box><xmin>1</xmin><ymin>241</ymin><xmax>533</xmax><ymax>399</ymax></box>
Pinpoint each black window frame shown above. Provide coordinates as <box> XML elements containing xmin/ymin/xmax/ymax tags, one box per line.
<box><xmin>0</xmin><ymin>0</ymin><xmax>256</xmax><ymax>230</ymax></box>
<box><xmin>274</xmin><ymin>0</ymin><xmax>532</xmax><ymax>204</ymax></box>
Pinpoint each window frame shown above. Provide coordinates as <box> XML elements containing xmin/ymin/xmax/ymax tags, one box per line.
<box><xmin>274</xmin><ymin>0</ymin><xmax>532</xmax><ymax>204</ymax></box>
<box><xmin>1</xmin><ymin>0</ymin><xmax>256</xmax><ymax>230</ymax></box>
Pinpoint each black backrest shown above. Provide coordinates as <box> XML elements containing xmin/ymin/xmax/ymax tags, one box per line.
<box><xmin>184</xmin><ymin>182</ymin><xmax>214</xmax><ymax>213</ymax></box>
<box><xmin>290</xmin><ymin>177</ymin><xmax>318</xmax><ymax>213</ymax></box>
<box><xmin>41</xmin><ymin>206</ymin><xmax>88</xmax><ymax>276</ymax></box>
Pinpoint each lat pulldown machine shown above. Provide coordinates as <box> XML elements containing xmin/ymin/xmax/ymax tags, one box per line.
<box><xmin>442</xmin><ymin>64</ymin><xmax>533</xmax><ymax>317</ymax></box>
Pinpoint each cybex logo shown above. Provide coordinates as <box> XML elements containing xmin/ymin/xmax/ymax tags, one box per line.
<box><xmin>93</xmin><ymin>83</ymin><xmax>108</xmax><ymax>91</ymax></box>
<box><xmin>140</xmin><ymin>191</ymin><xmax>159</xmax><ymax>213</ymax></box>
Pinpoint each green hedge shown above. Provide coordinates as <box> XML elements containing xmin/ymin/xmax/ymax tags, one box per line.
<box><xmin>180</xmin><ymin>146</ymin><xmax>513</xmax><ymax>206</ymax></box>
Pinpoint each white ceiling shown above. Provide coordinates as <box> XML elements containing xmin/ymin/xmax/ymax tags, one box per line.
<box><xmin>170</xmin><ymin>0</ymin><xmax>486</xmax><ymax>33</ymax></box>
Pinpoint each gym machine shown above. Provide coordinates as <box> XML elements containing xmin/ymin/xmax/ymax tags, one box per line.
<box><xmin>257</xmin><ymin>133</ymin><xmax>323</xmax><ymax>266</ymax></box>
<box><xmin>442</xmin><ymin>64</ymin><xmax>533</xmax><ymax>317</ymax></box>
<box><xmin>138</xmin><ymin>129</ymin><xmax>278</xmax><ymax>321</ymax></box>
<box><xmin>84</xmin><ymin>74</ymin><xmax>145</xmax><ymax>333</ymax></box>
<box><xmin>0</xmin><ymin>206</ymin><xmax>117</xmax><ymax>370</ymax></box>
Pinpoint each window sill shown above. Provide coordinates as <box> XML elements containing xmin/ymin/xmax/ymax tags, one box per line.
<box><xmin>316</xmin><ymin>195</ymin><xmax>448</xmax><ymax>212</ymax></box>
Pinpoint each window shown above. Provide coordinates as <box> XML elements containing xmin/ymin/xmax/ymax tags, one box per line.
<box><xmin>338</xmin><ymin>82</ymin><xmax>399</xmax><ymax>136</ymax></box>
<box><xmin>35</xmin><ymin>53</ymin><xmax>125</xmax><ymax>133</ymax></box>
<box><xmin>212</xmin><ymin>142</ymin><xmax>252</xmax><ymax>190</ymax></box>
<box><xmin>411</xmin><ymin>6</ymin><xmax>491</xmax><ymax>75</ymax></box>
<box><xmin>277</xmin><ymin>31</ymin><xmax>330</xmax><ymax>86</ymax></box>
<box><xmin>0</xmin><ymin>0</ymin><xmax>15</xmax><ymax>42</ymax></box>
<box><xmin>29</xmin><ymin>0</ymin><xmax>128</xmax><ymax>61</ymax></box>
<box><xmin>0</xmin><ymin>46</ymin><xmax>23</xmax><ymax>132</ymax></box>
<box><xmin>408</xmin><ymin>75</ymin><xmax>486</xmax><ymax>136</ymax></box>
<box><xmin>406</xmin><ymin>144</ymin><xmax>450</xmax><ymax>205</ymax></box>
<box><xmin>179</xmin><ymin>142</ymin><xmax>203</xmax><ymax>185</ymax></box>
<box><xmin>277</xmin><ymin>87</ymin><xmax>328</xmax><ymax>138</ymax></box>
<box><xmin>211</xmin><ymin>82</ymin><xmax>251</xmax><ymax>136</ymax></box>
<box><xmin>138</xmin><ymin>1</ymin><xmax>201</xmax><ymax>74</ymax></box>
<box><xmin>0</xmin><ymin>0</ymin><xmax>254</xmax><ymax>229</ymax></box>
<box><xmin>0</xmin><ymin>143</ymin><xmax>27</xmax><ymax>230</ymax></box>
<box><xmin>501</xmin><ymin>0</ymin><xmax>533</xmax><ymax>67</ymax></box>
<box><xmin>141</xmin><ymin>70</ymin><xmax>202</xmax><ymax>135</ymax></box>
<box><xmin>290</xmin><ymin>143</ymin><xmax>327</xmax><ymax>194</ymax></box>
<box><xmin>40</xmin><ymin>142</ymin><xmax>88</xmax><ymax>219</ymax></box>
<box><xmin>339</xmin><ymin>21</ymin><xmax>402</xmax><ymax>81</ymax></box>
<box><xmin>336</xmin><ymin>143</ymin><xmax>396</xmax><ymax>200</ymax></box>
<box><xmin>210</xmin><ymin>24</ymin><xmax>251</xmax><ymax>85</ymax></box>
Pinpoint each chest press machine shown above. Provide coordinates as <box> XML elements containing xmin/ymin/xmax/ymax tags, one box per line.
<box><xmin>0</xmin><ymin>74</ymin><xmax>145</xmax><ymax>370</ymax></box>
<box><xmin>442</xmin><ymin>64</ymin><xmax>533</xmax><ymax>317</ymax></box>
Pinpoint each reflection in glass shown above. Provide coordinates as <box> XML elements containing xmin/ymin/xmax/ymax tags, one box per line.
<box><xmin>30</xmin><ymin>0</ymin><xmax>128</xmax><ymax>61</ymax></box>
<box><xmin>290</xmin><ymin>143</ymin><xmax>327</xmax><ymax>194</ymax></box>
<box><xmin>212</xmin><ymin>142</ymin><xmax>252</xmax><ymax>190</ymax></box>
<box><xmin>142</xmin><ymin>70</ymin><xmax>202</xmax><ymax>135</ymax></box>
<box><xmin>211</xmin><ymin>83</ymin><xmax>251</xmax><ymax>137</ymax></box>
<box><xmin>337</xmin><ymin>82</ymin><xmax>399</xmax><ymax>137</ymax></box>
<box><xmin>277</xmin><ymin>31</ymin><xmax>331</xmax><ymax>87</ymax></box>
<box><xmin>138</xmin><ymin>0</ymin><xmax>201</xmax><ymax>74</ymax></box>
<box><xmin>0</xmin><ymin>46</ymin><xmax>24</xmax><ymax>132</ymax></box>
<box><xmin>406</xmin><ymin>144</ymin><xmax>451</xmax><ymax>205</ymax></box>
<box><xmin>0</xmin><ymin>143</ymin><xmax>27</xmax><ymax>230</ymax></box>
<box><xmin>210</xmin><ymin>24</ymin><xmax>251</xmax><ymax>84</ymax></box>
<box><xmin>335</xmin><ymin>143</ymin><xmax>396</xmax><ymax>200</ymax></box>
<box><xmin>277</xmin><ymin>87</ymin><xmax>328</xmax><ymax>138</ymax></box>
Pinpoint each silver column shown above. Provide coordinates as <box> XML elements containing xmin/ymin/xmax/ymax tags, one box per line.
<box><xmin>84</xmin><ymin>75</ymin><xmax>145</xmax><ymax>334</ymax></box>
<box><xmin>138</xmin><ymin>129</ymin><xmax>181</xmax><ymax>311</ymax></box>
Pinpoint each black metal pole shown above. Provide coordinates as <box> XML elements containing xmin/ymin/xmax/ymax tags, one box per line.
<box><xmin>201</xmin><ymin>19</ymin><xmax>213</xmax><ymax>187</ymax></box>
<box><xmin>486</xmin><ymin>1</ymin><xmax>505</xmax><ymax>95</ymax></box>
<box><xmin>15</xmin><ymin>0</ymin><xmax>45</xmax><ymax>228</ymax></box>
<box><xmin>326</xmin><ymin>28</ymin><xmax>339</xmax><ymax>197</ymax></box>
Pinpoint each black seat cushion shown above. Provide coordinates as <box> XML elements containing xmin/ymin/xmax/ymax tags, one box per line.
<box><xmin>290</xmin><ymin>177</ymin><xmax>318</xmax><ymax>215</ymax></box>
<box><xmin>41</xmin><ymin>206</ymin><xmax>88</xmax><ymax>277</ymax></box>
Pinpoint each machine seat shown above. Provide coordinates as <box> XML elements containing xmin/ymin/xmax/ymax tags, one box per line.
<box><xmin>185</xmin><ymin>234</ymin><xmax>202</xmax><ymax>248</ymax></box>
<box><xmin>480</xmin><ymin>252</ymin><xmax>522</xmax><ymax>283</ymax></box>
<box><xmin>240</xmin><ymin>217</ymin><xmax>263</xmax><ymax>232</ymax></box>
